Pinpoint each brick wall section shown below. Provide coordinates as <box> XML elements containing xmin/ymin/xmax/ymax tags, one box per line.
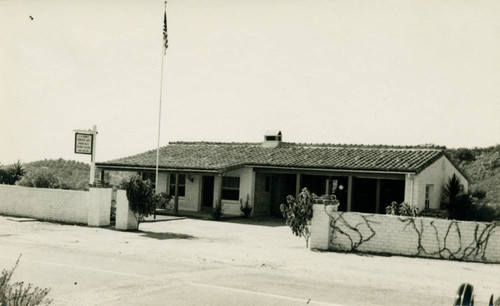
<box><xmin>0</xmin><ymin>185</ymin><xmax>89</xmax><ymax>224</ymax></box>
<box><xmin>310</xmin><ymin>204</ymin><xmax>500</xmax><ymax>263</ymax></box>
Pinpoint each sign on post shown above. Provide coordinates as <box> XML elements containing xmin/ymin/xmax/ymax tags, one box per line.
<box><xmin>74</xmin><ymin>125</ymin><xmax>98</xmax><ymax>186</ymax></box>
<box><xmin>75</xmin><ymin>133</ymin><xmax>93</xmax><ymax>155</ymax></box>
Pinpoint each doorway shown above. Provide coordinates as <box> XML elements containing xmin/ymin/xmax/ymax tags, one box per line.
<box><xmin>201</xmin><ymin>176</ymin><xmax>214</xmax><ymax>211</ymax></box>
<box><xmin>352</xmin><ymin>178</ymin><xmax>377</xmax><ymax>213</ymax></box>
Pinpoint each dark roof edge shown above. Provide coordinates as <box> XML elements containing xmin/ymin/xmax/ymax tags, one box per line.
<box><xmin>95</xmin><ymin>163</ymin><xmax>219</xmax><ymax>173</ymax></box>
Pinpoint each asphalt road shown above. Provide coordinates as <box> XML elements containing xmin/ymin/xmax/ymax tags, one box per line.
<box><xmin>1</xmin><ymin>215</ymin><xmax>499</xmax><ymax>305</ymax></box>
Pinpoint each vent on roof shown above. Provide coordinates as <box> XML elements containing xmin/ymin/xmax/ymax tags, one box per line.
<box><xmin>263</xmin><ymin>130</ymin><xmax>282</xmax><ymax>148</ymax></box>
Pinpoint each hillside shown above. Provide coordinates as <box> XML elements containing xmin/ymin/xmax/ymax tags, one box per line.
<box><xmin>447</xmin><ymin>145</ymin><xmax>500</xmax><ymax>204</ymax></box>
<box><xmin>20</xmin><ymin>158</ymin><xmax>90</xmax><ymax>190</ymax></box>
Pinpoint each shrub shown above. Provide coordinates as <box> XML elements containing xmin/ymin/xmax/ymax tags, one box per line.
<box><xmin>240</xmin><ymin>194</ymin><xmax>252</xmax><ymax>218</ymax></box>
<box><xmin>454</xmin><ymin>148</ymin><xmax>475</xmax><ymax>163</ymax></box>
<box><xmin>123</xmin><ymin>176</ymin><xmax>156</xmax><ymax>230</ymax></box>
<box><xmin>471</xmin><ymin>203</ymin><xmax>500</xmax><ymax>222</ymax></box>
<box><xmin>471</xmin><ymin>188</ymin><xmax>487</xmax><ymax>200</ymax></box>
<box><xmin>211</xmin><ymin>200</ymin><xmax>223</xmax><ymax>220</ymax></box>
<box><xmin>441</xmin><ymin>174</ymin><xmax>463</xmax><ymax>210</ymax></box>
<box><xmin>17</xmin><ymin>169</ymin><xmax>59</xmax><ymax>189</ymax></box>
<box><xmin>449</xmin><ymin>193</ymin><xmax>474</xmax><ymax>221</ymax></box>
<box><xmin>280</xmin><ymin>187</ymin><xmax>314</xmax><ymax>248</ymax></box>
<box><xmin>0</xmin><ymin>161</ymin><xmax>25</xmax><ymax>185</ymax></box>
<box><xmin>385</xmin><ymin>201</ymin><xmax>419</xmax><ymax>217</ymax></box>
<box><xmin>152</xmin><ymin>192</ymin><xmax>172</xmax><ymax>209</ymax></box>
<box><xmin>0</xmin><ymin>255</ymin><xmax>52</xmax><ymax>305</ymax></box>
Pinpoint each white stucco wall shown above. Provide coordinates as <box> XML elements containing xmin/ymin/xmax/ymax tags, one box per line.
<box><xmin>405</xmin><ymin>156</ymin><xmax>469</xmax><ymax>210</ymax></box>
<box><xmin>157</xmin><ymin>172</ymin><xmax>168</xmax><ymax>193</ymax></box>
<box><xmin>221</xmin><ymin>167</ymin><xmax>255</xmax><ymax>216</ymax></box>
<box><xmin>178</xmin><ymin>174</ymin><xmax>201</xmax><ymax>211</ymax></box>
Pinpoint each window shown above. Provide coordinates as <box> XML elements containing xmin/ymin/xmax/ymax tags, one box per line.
<box><xmin>169</xmin><ymin>174</ymin><xmax>186</xmax><ymax>197</ymax></box>
<box><xmin>222</xmin><ymin>177</ymin><xmax>240</xmax><ymax>201</ymax></box>
<box><xmin>425</xmin><ymin>184</ymin><xmax>434</xmax><ymax>210</ymax></box>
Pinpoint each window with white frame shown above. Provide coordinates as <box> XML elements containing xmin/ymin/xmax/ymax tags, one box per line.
<box><xmin>425</xmin><ymin>184</ymin><xmax>434</xmax><ymax>210</ymax></box>
<box><xmin>222</xmin><ymin>177</ymin><xmax>240</xmax><ymax>201</ymax></box>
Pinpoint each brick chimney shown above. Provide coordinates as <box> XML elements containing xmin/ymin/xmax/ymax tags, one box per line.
<box><xmin>262</xmin><ymin>130</ymin><xmax>282</xmax><ymax>148</ymax></box>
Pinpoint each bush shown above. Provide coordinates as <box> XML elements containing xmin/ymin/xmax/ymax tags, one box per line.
<box><xmin>0</xmin><ymin>255</ymin><xmax>52</xmax><ymax>305</ymax></box>
<box><xmin>17</xmin><ymin>169</ymin><xmax>59</xmax><ymax>189</ymax></box>
<box><xmin>152</xmin><ymin>192</ymin><xmax>171</xmax><ymax>209</ymax></box>
<box><xmin>280</xmin><ymin>187</ymin><xmax>314</xmax><ymax>247</ymax></box>
<box><xmin>124</xmin><ymin>176</ymin><xmax>156</xmax><ymax>229</ymax></box>
<box><xmin>471</xmin><ymin>203</ymin><xmax>500</xmax><ymax>222</ymax></box>
<box><xmin>385</xmin><ymin>201</ymin><xmax>419</xmax><ymax>217</ymax></box>
<box><xmin>449</xmin><ymin>193</ymin><xmax>474</xmax><ymax>221</ymax></box>
<box><xmin>0</xmin><ymin>161</ymin><xmax>25</xmax><ymax>185</ymax></box>
<box><xmin>471</xmin><ymin>188</ymin><xmax>487</xmax><ymax>200</ymax></box>
<box><xmin>454</xmin><ymin>148</ymin><xmax>475</xmax><ymax>163</ymax></box>
<box><xmin>240</xmin><ymin>194</ymin><xmax>252</xmax><ymax>218</ymax></box>
<box><xmin>211</xmin><ymin>201</ymin><xmax>223</xmax><ymax>220</ymax></box>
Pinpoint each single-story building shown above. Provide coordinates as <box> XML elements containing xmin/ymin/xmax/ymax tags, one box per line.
<box><xmin>96</xmin><ymin>131</ymin><xmax>468</xmax><ymax>216</ymax></box>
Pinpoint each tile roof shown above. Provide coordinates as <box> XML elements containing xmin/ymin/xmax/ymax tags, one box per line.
<box><xmin>97</xmin><ymin>142</ymin><xmax>445</xmax><ymax>174</ymax></box>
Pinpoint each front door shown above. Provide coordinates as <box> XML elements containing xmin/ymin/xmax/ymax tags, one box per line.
<box><xmin>201</xmin><ymin>176</ymin><xmax>214</xmax><ymax>211</ymax></box>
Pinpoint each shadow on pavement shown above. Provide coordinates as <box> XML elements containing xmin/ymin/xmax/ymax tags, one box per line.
<box><xmin>138</xmin><ymin>231</ymin><xmax>196</xmax><ymax>240</ymax></box>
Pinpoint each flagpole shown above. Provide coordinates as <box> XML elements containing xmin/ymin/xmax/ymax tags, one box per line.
<box><xmin>155</xmin><ymin>0</ymin><xmax>167</xmax><ymax>192</ymax></box>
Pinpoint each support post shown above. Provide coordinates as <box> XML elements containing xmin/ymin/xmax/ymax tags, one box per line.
<box><xmin>295</xmin><ymin>173</ymin><xmax>301</xmax><ymax>198</ymax></box>
<box><xmin>347</xmin><ymin>176</ymin><xmax>353</xmax><ymax>212</ymax></box>
<box><xmin>174</xmin><ymin>173</ymin><xmax>179</xmax><ymax>215</ymax></box>
<box><xmin>89</xmin><ymin>125</ymin><xmax>97</xmax><ymax>186</ymax></box>
<box><xmin>375</xmin><ymin>179</ymin><xmax>381</xmax><ymax>214</ymax></box>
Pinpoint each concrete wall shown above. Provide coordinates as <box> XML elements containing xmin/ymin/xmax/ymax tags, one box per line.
<box><xmin>0</xmin><ymin>185</ymin><xmax>113</xmax><ymax>226</ymax></box>
<box><xmin>0</xmin><ymin>185</ymin><xmax>88</xmax><ymax>224</ymax></box>
<box><xmin>405</xmin><ymin>156</ymin><xmax>469</xmax><ymax>210</ymax></box>
<box><xmin>310</xmin><ymin>204</ymin><xmax>500</xmax><ymax>263</ymax></box>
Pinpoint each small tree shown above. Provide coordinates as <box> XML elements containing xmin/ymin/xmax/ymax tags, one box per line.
<box><xmin>124</xmin><ymin>176</ymin><xmax>155</xmax><ymax>230</ymax></box>
<box><xmin>280</xmin><ymin>187</ymin><xmax>314</xmax><ymax>248</ymax></box>
<box><xmin>441</xmin><ymin>174</ymin><xmax>462</xmax><ymax>211</ymax></box>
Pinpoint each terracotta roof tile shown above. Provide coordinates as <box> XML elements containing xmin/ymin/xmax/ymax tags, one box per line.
<box><xmin>97</xmin><ymin>142</ymin><xmax>445</xmax><ymax>174</ymax></box>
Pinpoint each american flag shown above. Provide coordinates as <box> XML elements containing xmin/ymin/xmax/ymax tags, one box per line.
<box><xmin>163</xmin><ymin>11</ymin><xmax>168</xmax><ymax>53</ymax></box>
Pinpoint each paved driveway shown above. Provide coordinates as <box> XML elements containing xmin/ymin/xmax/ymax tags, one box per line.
<box><xmin>0</xmin><ymin>216</ymin><xmax>498</xmax><ymax>305</ymax></box>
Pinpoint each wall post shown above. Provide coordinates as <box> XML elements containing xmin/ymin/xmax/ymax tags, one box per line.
<box><xmin>310</xmin><ymin>204</ymin><xmax>334</xmax><ymax>250</ymax></box>
<box><xmin>115</xmin><ymin>189</ymin><xmax>138</xmax><ymax>230</ymax></box>
<box><xmin>87</xmin><ymin>187</ymin><xmax>112</xmax><ymax>227</ymax></box>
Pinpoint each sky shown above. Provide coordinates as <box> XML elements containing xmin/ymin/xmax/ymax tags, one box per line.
<box><xmin>1</xmin><ymin>0</ymin><xmax>499</xmax><ymax>165</ymax></box>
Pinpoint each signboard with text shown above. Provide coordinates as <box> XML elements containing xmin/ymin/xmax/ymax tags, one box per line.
<box><xmin>74</xmin><ymin>133</ymin><xmax>93</xmax><ymax>155</ymax></box>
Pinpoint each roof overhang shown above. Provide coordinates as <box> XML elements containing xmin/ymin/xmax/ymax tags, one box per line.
<box><xmin>95</xmin><ymin>164</ymin><xmax>219</xmax><ymax>173</ymax></box>
<box><xmin>250</xmin><ymin>165</ymin><xmax>415</xmax><ymax>176</ymax></box>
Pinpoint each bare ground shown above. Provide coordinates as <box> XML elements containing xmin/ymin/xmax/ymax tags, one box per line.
<box><xmin>0</xmin><ymin>215</ymin><xmax>499</xmax><ymax>305</ymax></box>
